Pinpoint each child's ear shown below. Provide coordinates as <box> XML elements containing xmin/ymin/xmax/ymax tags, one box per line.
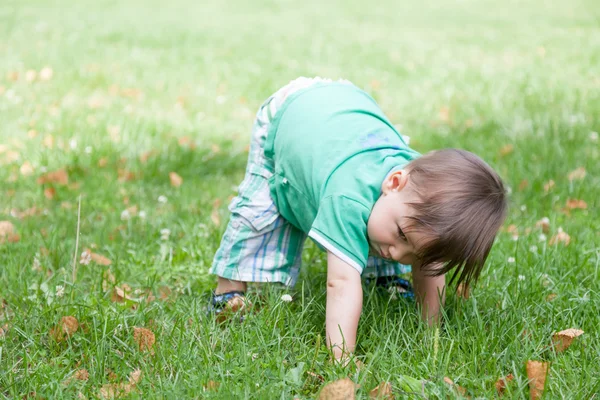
<box><xmin>382</xmin><ymin>170</ymin><xmax>409</xmax><ymax>194</ymax></box>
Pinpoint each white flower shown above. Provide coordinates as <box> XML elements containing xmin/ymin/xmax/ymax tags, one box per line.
<box><xmin>216</xmin><ymin>95</ymin><xmax>227</xmax><ymax>105</ymax></box>
<box><xmin>138</xmin><ymin>210</ymin><xmax>147</xmax><ymax>219</ymax></box>
<box><xmin>505</xmin><ymin>186</ymin><xmax>513</xmax><ymax>195</ymax></box>
<box><xmin>280</xmin><ymin>294</ymin><xmax>293</xmax><ymax>303</ymax></box>
<box><xmin>540</xmin><ymin>217</ymin><xmax>550</xmax><ymax>224</ymax></box>
<box><xmin>507</xmin><ymin>257</ymin><xmax>516</xmax><ymax>263</ymax></box>
<box><xmin>520</xmin><ymin>205</ymin><xmax>527</xmax><ymax>212</ymax></box>
<box><xmin>160</xmin><ymin>228</ymin><xmax>171</xmax><ymax>240</ymax></box>
<box><xmin>158</xmin><ymin>195</ymin><xmax>168</xmax><ymax>203</ymax></box>
<box><xmin>511</xmin><ymin>235</ymin><xmax>519</xmax><ymax>241</ymax></box>
<box><xmin>538</xmin><ymin>234</ymin><xmax>547</xmax><ymax>242</ymax></box>
<box><xmin>590</xmin><ymin>131</ymin><xmax>599</xmax><ymax>142</ymax></box>
<box><xmin>529</xmin><ymin>245</ymin><xmax>538</xmax><ymax>253</ymax></box>
<box><xmin>56</xmin><ymin>285</ymin><xmax>65</xmax><ymax>298</ymax></box>
<box><xmin>120</xmin><ymin>209</ymin><xmax>131</xmax><ymax>220</ymax></box>
<box><xmin>69</xmin><ymin>139</ymin><xmax>78</xmax><ymax>149</ymax></box>
<box><xmin>518</xmin><ymin>275</ymin><xmax>526</xmax><ymax>281</ymax></box>
<box><xmin>80</xmin><ymin>250</ymin><xmax>91</xmax><ymax>265</ymax></box>
<box><xmin>85</xmin><ymin>146</ymin><xmax>93</xmax><ymax>154</ymax></box>
<box><xmin>32</xmin><ymin>255</ymin><xmax>42</xmax><ymax>271</ymax></box>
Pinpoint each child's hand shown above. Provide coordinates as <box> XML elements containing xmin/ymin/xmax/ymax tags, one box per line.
<box><xmin>325</xmin><ymin>251</ymin><xmax>363</xmax><ymax>360</ymax></box>
<box><xmin>411</xmin><ymin>261</ymin><xmax>446</xmax><ymax>325</ymax></box>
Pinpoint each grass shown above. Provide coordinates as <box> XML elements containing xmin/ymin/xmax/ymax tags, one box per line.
<box><xmin>1</xmin><ymin>0</ymin><xmax>599</xmax><ymax>398</ymax></box>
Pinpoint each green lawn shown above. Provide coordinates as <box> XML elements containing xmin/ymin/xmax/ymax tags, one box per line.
<box><xmin>1</xmin><ymin>0</ymin><xmax>599</xmax><ymax>398</ymax></box>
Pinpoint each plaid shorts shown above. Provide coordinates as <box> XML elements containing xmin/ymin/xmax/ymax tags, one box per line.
<box><xmin>210</xmin><ymin>77</ymin><xmax>412</xmax><ymax>286</ymax></box>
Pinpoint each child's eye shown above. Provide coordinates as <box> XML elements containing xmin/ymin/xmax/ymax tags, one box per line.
<box><xmin>397</xmin><ymin>227</ymin><xmax>407</xmax><ymax>241</ymax></box>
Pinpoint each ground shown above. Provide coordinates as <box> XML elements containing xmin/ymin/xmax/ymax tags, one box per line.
<box><xmin>0</xmin><ymin>0</ymin><xmax>599</xmax><ymax>398</ymax></box>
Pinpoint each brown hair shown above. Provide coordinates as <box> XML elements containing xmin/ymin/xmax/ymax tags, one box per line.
<box><xmin>404</xmin><ymin>149</ymin><xmax>508</xmax><ymax>287</ymax></box>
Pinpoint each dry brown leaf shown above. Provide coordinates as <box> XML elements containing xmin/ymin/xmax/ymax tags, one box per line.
<box><xmin>159</xmin><ymin>286</ymin><xmax>172</xmax><ymax>301</ymax></box>
<box><xmin>63</xmin><ymin>369</ymin><xmax>89</xmax><ymax>385</ymax></box>
<box><xmin>117</xmin><ymin>169</ymin><xmax>137</xmax><ymax>182</ymax></box>
<box><xmin>139</xmin><ymin>151</ymin><xmax>156</xmax><ymax>164</ymax></box>
<box><xmin>494</xmin><ymin>374</ymin><xmax>514</xmax><ymax>396</ymax></box>
<box><xmin>204</xmin><ymin>381</ymin><xmax>220</xmax><ymax>391</ymax></box>
<box><xmin>499</xmin><ymin>144</ymin><xmax>514</xmax><ymax>157</ymax></box>
<box><xmin>518</xmin><ymin>179</ymin><xmax>529</xmax><ymax>191</ymax></box>
<box><xmin>44</xmin><ymin>187</ymin><xmax>56</xmax><ymax>200</ymax></box>
<box><xmin>88</xmin><ymin>250</ymin><xmax>112</xmax><ymax>266</ymax></box>
<box><xmin>211</xmin><ymin>209</ymin><xmax>221</xmax><ymax>226</ymax></box>
<box><xmin>319</xmin><ymin>378</ymin><xmax>357</xmax><ymax>400</ymax></box>
<box><xmin>543</xmin><ymin>180</ymin><xmax>555</xmax><ymax>192</ymax></box>
<box><xmin>567</xmin><ymin>167</ymin><xmax>586</xmax><ymax>181</ymax></box>
<box><xmin>50</xmin><ymin>316</ymin><xmax>79</xmax><ymax>342</ymax></box>
<box><xmin>111</xmin><ymin>285</ymin><xmax>138</xmax><ymax>303</ymax></box>
<box><xmin>369</xmin><ymin>381</ymin><xmax>394</xmax><ymax>399</ymax></box>
<box><xmin>457</xmin><ymin>283</ymin><xmax>470</xmax><ymax>299</ymax></box>
<box><xmin>438</xmin><ymin>106</ymin><xmax>451</xmax><ymax>123</ymax></box>
<box><xmin>0</xmin><ymin>221</ymin><xmax>20</xmax><ymax>244</ymax></box>
<box><xmin>526</xmin><ymin>360</ymin><xmax>549</xmax><ymax>400</ymax></box>
<box><xmin>98</xmin><ymin>158</ymin><xmax>108</xmax><ymax>168</ymax></box>
<box><xmin>128</xmin><ymin>369</ymin><xmax>142</xmax><ymax>385</ymax></box>
<box><xmin>552</xmin><ymin>328</ymin><xmax>584</xmax><ymax>352</ymax></box>
<box><xmin>549</xmin><ymin>229</ymin><xmax>570</xmax><ymax>246</ymax></box>
<box><xmin>565</xmin><ymin>199</ymin><xmax>587</xmax><ymax>210</ymax></box>
<box><xmin>546</xmin><ymin>293</ymin><xmax>557</xmax><ymax>302</ymax></box>
<box><xmin>307</xmin><ymin>371</ymin><xmax>325</xmax><ymax>382</ymax></box>
<box><xmin>37</xmin><ymin>169</ymin><xmax>68</xmax><ymax>186</ymax></box>
<box><xmin>169</xmin><ymin>172</ymin><xmax>183</xmax><ymax>187</ymax></box>
<box><xmin>443</xmin><ymin>377</ymin><xmax>467</xmax><ymax>397</ymax></box>
<box><xmin>535</xmin><ymin>218</ymin><xmax>550</xmax><ymax>234</ymax></box>
<box><xmin>0</xmin><ymin>323</ymin><xmax>8</xmax><ymax>338</ymax></box>
<box><xmin>506</xmin><ymin>224</ymin><xmax>518</xmax><ymax>235</ymax></box>
<box><xmin>133</xmin><ymin>327</ymin><xmax>155</xmax><ymax>352</ymax></box>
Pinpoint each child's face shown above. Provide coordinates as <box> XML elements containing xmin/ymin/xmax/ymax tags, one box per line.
<box><xmin>367</xmin><ymin>170</ymin><xmax>427</xmax><ymax>265</ymax></box>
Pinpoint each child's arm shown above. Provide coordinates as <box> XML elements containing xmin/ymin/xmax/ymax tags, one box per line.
<box><xmin>412</xmin><ymin>261</ymin><xmax>446</xmax><ymax>325</ymax></box>
<box><xmin>326</xmin><ymin>251</ymin><xmax>363</xmax><ymax>361</ymax></box>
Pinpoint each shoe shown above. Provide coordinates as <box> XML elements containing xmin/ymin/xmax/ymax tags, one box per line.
<box><xmin>207</xmin><ymin>291</ymin><xmax>248</xmax><ymax>322</ymax></box>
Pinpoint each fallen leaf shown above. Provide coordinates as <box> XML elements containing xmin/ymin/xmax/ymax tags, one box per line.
<box><xmin>63</xmin><ymin>369</ymin><xmax>90</xmax><ymax>385</ymax></box>
<box><xmin>443</xmin><ymin>377</ymin><xmax>467</xmax><ymax>397</ymax></box>
<box><xmin>543</xmin><ymin>180</ymin><xmax>555</xmax><ymax>192</ymax></box>
<box><xmin>518</xmin><ymin>179</ymin><xmax>529</xmax><ymax>191</ymax></box>
<box><xmin>564</xmin><ymin>199</ymin><xmax>587</xmax><ymax>210</ymax></box>
<box><xmin>506</xmin><ymin>224</ymin><xmax>518</xmax><ymax>234</ymax></box>
<box><xmin>25</xmin><ymin>70</ymin><xmax>37</xmax><ymax>82</ymax></box>
<box><xmin>546</xmin><ymin>293</ymin><xmax>557</xmax><ymax>302</ymax></box>
<box><xmin>50</xmin><ymin>316</ymin><xmax>79</xmax><ymax>342</ymax></box>
<box><xmin>37</xmin><ymin>169</ymin><xmax>68</xmax><ymax>186</ymax></box>
<box><xmin>0</xmin><ymin>323</ymin><xmax>8</xmax><ymax>338</ymax></box>
<box><xmin>111</xmin><ymin>285</ymin><xmax>138</xmax><ymax>303</ymax></box>
<box><xmin>369</xmin><ymin>381</ymin><xmax>394</xmax><ymax>399</ymax></box>
<box><xmin>552</xmin><ymin>328</ymin><xmax>584</xmax><ymax>352</ymax></box>
<box><xmin>549</xmin><ymin>229</ymin><xmax>570</xmax><ymax>246</ymax></box>
<box><xmin>169</xmin><ymin>172</ymin><xmax>183</xmax><ymax>187</ymax></box>
<box><xmin>128</xmin><ymin>369</ymin><xmax>142</xmax><ymax>385</ymax></box>
<box><xmin>319</xmin><ymin>378</ymin><xmax>357</xmax><ymax>400</ymax></box>
<box><xmin>438</xmin><ymin>106</ymin><xmax>451</xmax><ymax>123</ymax></box>
<box><xmin>0</xmin><ymin>221</ymin><xmax>20</xmax><ymax>244</ymax></box>
<box><xmin>117</xmin><ymin>169</ymin><xmax>136</xmax><ymax>182</ymax></box>
<box><xmin>204</xmin><ymin>381</ymin><xmax>220</xmax><ymax>391</ymax></box>
<box><xmin>98</xmin><ymin>158</ymin><xmax>108</xmax><ymax>168</ymax></box>
<box><xmin>526</xmin><ymin>360</ymin><xmax>549</xmax><ymax>400</ymax></box>
<box><xmin>307</xmin><ymin>371</ymin><xmax>325</xmax><ymax>382</ymax></box>
<box><xmin>133</xmin><ymin>327</ymin><xmax>155</xmax><ymax>352</ymax></box>
<box><xmin>88</xmin><ymin>250</ymin><xmax>112</xmax><ymax>266</ymax></box>
<box><xmin>44</xmin><ymin>187</ymin><xmax>56</xmax><ymax>200</ymax></box>
<box><xmin>159</xmin><ymin>286</ymin><xmax>172</xmax><ymax>301</ymax></box>
<box><xmin>457</xmin><ymin>283</ymin><xmax>470</xmax><ymax>299</ymax></box>
<box><xmin>567</xmin><ymin>167</ymin><xmax>586</xmax><ymax>181</ymax></box>
<box><xmin>499</xmin><ymin>144</ymin><xmax>514</xmax><ymax>157</ymax></box>
<box><xmin>494</xmin><ymin>374</ymin><xmax>514</xmax><ymax>396</ymax></box>
<box><xmin>535</xmin><ymin>218</ymin><xmax>550</xmax><ymax>234</ymax></box>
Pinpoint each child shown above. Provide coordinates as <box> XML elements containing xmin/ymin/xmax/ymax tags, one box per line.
<box><xmin>209</xmin><ymin>77</ymin><xmax>507</xmax><ymax>361</ymax></box>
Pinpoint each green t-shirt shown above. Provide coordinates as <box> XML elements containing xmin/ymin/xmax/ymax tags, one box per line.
<box><xmin>264</xmin><ymin>82</ymin><xmax>420</xmax><ymax>273</ymax></box>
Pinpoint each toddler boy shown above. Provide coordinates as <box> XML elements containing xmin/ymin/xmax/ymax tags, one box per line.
<box><xmin>209</xmin><ymin>77</ymin><xmax>507</xmax><ymax>360</ymax></box>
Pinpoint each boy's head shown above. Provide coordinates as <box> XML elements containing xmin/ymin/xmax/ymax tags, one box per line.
<box><xmin>367</xmin><ymin>149</ymin><xmax>508</xmax><ymax>287</ymax></box>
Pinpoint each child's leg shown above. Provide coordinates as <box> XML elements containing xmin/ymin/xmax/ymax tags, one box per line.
<box><xmin>215</xmin><ymin>277</ymin><xmax>247</xmax><ymax>295</ymax></box>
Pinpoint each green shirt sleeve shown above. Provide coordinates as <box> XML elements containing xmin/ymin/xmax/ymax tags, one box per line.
<box><xmin>308</xmin><ymin>195</ymin><xmax>371</xmax><ymax>273</ymax></box>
